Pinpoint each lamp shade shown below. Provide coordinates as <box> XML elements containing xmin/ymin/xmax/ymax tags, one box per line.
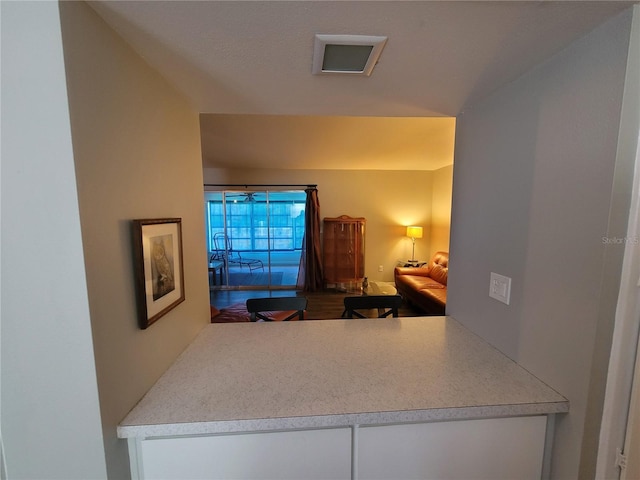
<box><xmin>406</xmin><ymin>226</ymin><xmax>423</xmax><ymax>239</ymax></box>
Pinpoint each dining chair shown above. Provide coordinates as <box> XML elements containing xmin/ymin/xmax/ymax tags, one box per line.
<box><xmin>246</xmin><ymin>296</ymin><xmax>308</xmax><ymax>322</ymax></box>
<box><xmin>342</xmin><ymin>294</ymin><xmax>403</xmax><ymax>319</ymax></box>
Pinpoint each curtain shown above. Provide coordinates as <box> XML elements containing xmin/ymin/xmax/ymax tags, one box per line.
<box><xmin>297</xmin><ymin>187</ymin><xmax>324</xmax><ymax>291</ymax></box>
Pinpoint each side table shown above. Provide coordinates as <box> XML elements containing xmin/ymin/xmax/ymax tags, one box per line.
<box><xmin>208</xmin><ymin>260</ymin><xmax>225</xmax><ymax>286</ymax></box>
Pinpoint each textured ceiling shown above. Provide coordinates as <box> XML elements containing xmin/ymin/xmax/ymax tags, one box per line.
<box><xmin>89</xmin><ymin>1</ymin><xmax>635</xmax><ymax>170</ymax></box>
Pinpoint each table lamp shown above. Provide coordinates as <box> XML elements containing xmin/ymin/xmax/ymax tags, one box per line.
<box><xmin>406</xmin><ymin>226</ymin><xmax>423</xmax><ymax>262</ymax></box>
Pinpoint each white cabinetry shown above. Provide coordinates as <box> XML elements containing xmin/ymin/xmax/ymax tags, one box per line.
<box><xmin>129</xmin><ymin>416</ymin><xmax>548</xmax><ymax>480</ymax></box>
<box><xmin>357</xmin><ymin>416</ymin><xmax>547</xmax><ymax>479</ymax></box>
<box><xmin>133</xmin><ymin>428</ymin><xmax>351</xmax><ymax>480</ymax></box>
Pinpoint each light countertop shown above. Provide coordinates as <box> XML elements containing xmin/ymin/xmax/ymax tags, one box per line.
<box><xmin>118</xmin><ymin>316</ymin><xmax>568</xmax><ymax>438</ymax></box>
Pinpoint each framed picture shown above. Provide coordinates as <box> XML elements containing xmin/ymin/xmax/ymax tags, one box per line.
<box><xmin>132</xmin><ymin>218</ymin><xmax>185</xmax><ymax>329</ymax></box>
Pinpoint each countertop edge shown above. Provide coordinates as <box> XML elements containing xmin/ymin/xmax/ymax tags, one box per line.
<box><xmin>117</xmin><ymin>400</ymin><xmax>569</xmax><ymax>439</ymax></box>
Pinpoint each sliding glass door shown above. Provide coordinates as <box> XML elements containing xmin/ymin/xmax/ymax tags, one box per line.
<box><xmin>205</xmin><ymin>190</ymin><xmax>306</xmax><ymax>290</ymax></box>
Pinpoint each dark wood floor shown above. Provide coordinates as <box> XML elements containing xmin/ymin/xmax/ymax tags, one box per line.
<box><xmin>210</xmin><ymin>288</ymin><xmax>424</xmax><ymax>320</ymax></box>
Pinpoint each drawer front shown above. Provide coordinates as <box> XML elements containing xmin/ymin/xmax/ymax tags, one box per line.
<box><xmin>357</xmin><ymin>416</ymin><xmax>546</xmax><ymax>479</ymax></box>
<box><xmin>138</xmin><ymin>427</ymin><xmax>351</xmax><ymax>480</ymax></box>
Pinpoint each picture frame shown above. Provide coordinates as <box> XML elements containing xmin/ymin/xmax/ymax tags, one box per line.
<box><xmin>132</xmin><ymin>218</ymin><xmax>185</xmax><ymax>329</ymax></box>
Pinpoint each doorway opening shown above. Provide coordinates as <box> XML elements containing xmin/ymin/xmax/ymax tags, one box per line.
<box><xmin>205</xmin><ymin>189</ymin><xmax>306</xmax><ymax>290</ymax></box>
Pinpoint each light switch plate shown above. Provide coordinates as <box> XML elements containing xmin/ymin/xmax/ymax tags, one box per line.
<box><xmin>489</xmin><ymin>272</ymin><xmax>511</xmax><ymax>305</ymax></box>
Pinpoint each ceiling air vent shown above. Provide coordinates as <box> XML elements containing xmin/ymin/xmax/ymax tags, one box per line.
<box><xmin>312</xmin><ymin>34</ymin><xmax>388</xmax><ymax>76</ymax></box>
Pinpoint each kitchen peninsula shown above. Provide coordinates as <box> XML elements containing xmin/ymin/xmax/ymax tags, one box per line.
<box><xmin>118</xmin><ymin>317</ymin><xmax>568</xmax><ymax>479</ymax></box>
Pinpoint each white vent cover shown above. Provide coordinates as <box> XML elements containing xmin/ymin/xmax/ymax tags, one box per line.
<box><xmin>312</xmin><ymin>34</ymin><xmax>388</xmax><ymax>76</ymax></box>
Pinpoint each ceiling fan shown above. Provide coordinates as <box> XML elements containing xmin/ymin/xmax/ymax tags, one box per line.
<box><xmin>226</xmin><ymin>192</ymin><xmax>258</xmax><ymax>203</ymax></box>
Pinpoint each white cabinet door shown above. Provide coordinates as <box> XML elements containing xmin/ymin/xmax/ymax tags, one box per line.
<box><xmin>138</xmin><ymin>427</ymin><xmax>351</xmax><ymax>480</ymax></box>
<box><xmin>357</xmin><ymin>416</ymin><xmax>547</xmax><ymax>479</ymax></box>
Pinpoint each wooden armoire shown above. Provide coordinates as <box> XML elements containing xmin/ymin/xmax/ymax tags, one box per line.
<box><xmin>322</xmin><ymin>215</ymin><xmax>366</xmax><ymax>287</ymax></box>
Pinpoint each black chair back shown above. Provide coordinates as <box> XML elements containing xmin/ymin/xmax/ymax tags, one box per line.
<box><xmin>246</xmin><ymin>296</ymin><xmax>308</xmax><ymax>322</ymax></box>
<box><xmin>342</xmin><ymin>295</ymin><xmax>403</xmax><ymax>319</ymax></box>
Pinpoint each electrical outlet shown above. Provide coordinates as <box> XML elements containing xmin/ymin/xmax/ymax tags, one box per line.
<box><xmin>489</xmin><ymin>272</ymin><xmax>511</xmax><ymax>305</ymax></box>
<box><xmin>378</xmin><ymin>265</ymin><xmax>384</xmax><ymax>272</ymax></box>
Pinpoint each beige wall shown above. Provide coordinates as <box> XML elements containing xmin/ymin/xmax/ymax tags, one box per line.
<box><xmin>203</xmin><ymin>167</ymin><xmax>451</xmax><ymax>282</ymax></box>
<box><xmin>60</xmin><ymin>3</ymin><xmax>210</xmax><ymax>478</ymax></box>
<box><xmin>430</xmin><ymin>165</ymin><xmax>453</xmax><ymax>256</ymax></box>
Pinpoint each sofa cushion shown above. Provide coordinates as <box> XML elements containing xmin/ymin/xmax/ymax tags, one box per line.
<box><xmin>396</xmin><ymin>274</ymin><xmax>445</xmax><ymax>291</ymax></box>
<box><xmin>394</xmin><ymin>266</ymin><xmax>430</xmax><ymax>278</ymax></box>
<box><xmin>417</xmin><ymin>287</ymin><xmax>447</xmax><ymax>307</ymax></box>
<box><xmin>429</xmin><ymin>263</ymin><xmax>448</xmax><ymax>286</ymax></box>
<box><xmin>429</xmin><ymin>251</ymin><xmax>449</xmax><ymax>269</ymax></box>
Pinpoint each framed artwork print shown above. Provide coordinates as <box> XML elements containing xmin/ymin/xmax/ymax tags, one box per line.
<box><xmin>132</xmin><ymin>218</ymin><xmax>185</xmax><ymax>329</ymax></box>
